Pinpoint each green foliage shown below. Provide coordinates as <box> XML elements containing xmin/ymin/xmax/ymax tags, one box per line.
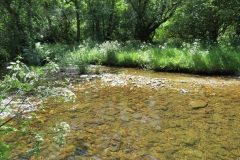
<box><xmin>117</xmin><ymin>52</ymin><xmax>138</xmax><ymax>67</ymax></box>
<box><xmin>98</xmin><ymin>41</ymin><xmax>121</xmax><ymax>65</ymax></box>
<box><xmin>164</xmin><ymin>0</ymin><xmax>240</xmax><ymax>45</ymax></box>
<box><xmin>22</xmin><ymin>42</ymin><xmax>52</xmax><ymax>65</ymax></box>
<box><xmin>0</xmin><ymin>143</ymin><xmax>11</xmax><ymax>160</ymax></box>
<box><xmin>1</xmin><ymin>0</ymin><xmax>240</xmax><ymax>64</ymax></box>
<box><xmin>57</xmin><ymin>45</ymin><xmax>89</xmax><ymax>74</ymax></box>
<box><xmin>0</xmin><ymin>48</ymin><xmax>10</xmax><ymax>64</ymax></box>
<box><xmin>126</xmin><ymin>0</ymin><xmax>182</xmax><ymax>42</ymax></box>
<box><xmin>48</xmin><ymin>40</ymin><xmax>240</xmax><ymax>75</ymax></box>
<box><xmin>0</xmin><ymin>59</ymin><xmax>76</xmax><ymax>159</ymax></box>
<box><xmin>0</xmin><ymin>0</ymin><xmax>239</xmax><ymax>75</ymax></box>
<box><xmin>52</xmin><ymin>122</ymin><xmax>70</xmax><ymax>146</ymax></box>
<box><xmin>149</xmin><ymin>40</ymin><xmax>240</xmax><ymax>74</ymax></box>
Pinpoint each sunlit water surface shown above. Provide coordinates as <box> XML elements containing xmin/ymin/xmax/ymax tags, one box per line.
<box><xmin>4</xmin><ymin>67</ymin><xmax>240</xmax><ymax>160</ymax></box>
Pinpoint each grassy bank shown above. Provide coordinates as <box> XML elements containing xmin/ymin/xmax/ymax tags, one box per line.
<box><xmin>34</xmin><ymin>40</ymin><xmax>240</xmax><ymax>75</ymax></box>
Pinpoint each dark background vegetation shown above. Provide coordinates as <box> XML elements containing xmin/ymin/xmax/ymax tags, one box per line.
<box><xmin>0</xmin><ymin>0</ymin><xmax>240</xmax><ymax>71</ymax></box>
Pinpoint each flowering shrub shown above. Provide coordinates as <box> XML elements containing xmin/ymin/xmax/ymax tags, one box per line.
<box><xmin>0</xmin><ymin>58</ymin><xmax>75</xmax><ymax>159</ymax></box>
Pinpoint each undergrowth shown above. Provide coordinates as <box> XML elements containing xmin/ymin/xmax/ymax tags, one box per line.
<box><xmin>36</xmin><ymin>40</ymin><xmax>240</xmax><ymax>75</ymax></box>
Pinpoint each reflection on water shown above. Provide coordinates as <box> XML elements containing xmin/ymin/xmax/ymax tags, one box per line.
<box><xmin>4</xmin><ymin>67</ymin><xmax>240</xmax><ymax>159</ymax></box>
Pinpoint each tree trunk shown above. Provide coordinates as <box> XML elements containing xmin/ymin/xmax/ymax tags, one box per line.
<box><xmin>135</xmin><ymin>21</ymin><xmax>161</xmax><ymax>42</ymax></box>
<box><xmin>44</xmin><ymin>2</ymin><xmax>52</xmax><ymax>28</ymax></box>
<box><xmin>128</xmin><ymin>0</ymin><xmax>181</xmax><ymax>42</ymax></box>
<box><xmin>1</xmin><ymin>0</ymin><xmax>27</xmax><ymax>56</ymax></box>
<box><xmin>106</xmin><ymin>0</ymin><xmax>115</xmax><ymax>40</ymax></box>
<box><xmin>209</xmin><ymin>29</ymin><xmax>219</xmax><ymax>44</ymax></box>
<box><xmin>1</xmin><ymin>0</ymin><xmax>24</xmax><ymax>34</ymax></box>
<box><xmin>27</xmin><ymin>0</ymin><xmax>34</xmax><ymax>47</ymax></box>
<box><xmin>96</xmin><ymin>19</ymin><xmax>100</xmax><ymax>40</ymax></box>
<box><xmin>74</xmin><ymin>0</ymin><xmax>81</xmax><ymax>42</ymax></box>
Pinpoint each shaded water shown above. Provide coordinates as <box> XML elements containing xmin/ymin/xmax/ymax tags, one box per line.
<box><xmin>4</xmin><ymin>67</ymin><xmax>240</xmax><ymax>159</ymax></box>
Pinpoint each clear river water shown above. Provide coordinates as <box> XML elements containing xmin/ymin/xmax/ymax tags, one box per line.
<box><xmin>3</xmin><ymin>66</ymin><xmax>240</xmax><ymax>160</ymax></box>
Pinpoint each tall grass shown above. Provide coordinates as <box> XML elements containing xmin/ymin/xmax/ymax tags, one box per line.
<box><xmin>38</xmin><ymin>40</ymin><xmax>240</xmax><ymax>75</ymax></box>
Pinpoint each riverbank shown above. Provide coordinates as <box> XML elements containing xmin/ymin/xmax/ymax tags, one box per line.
<box><xmin>24</xmin><ymin>40</ymin><xmax>240</xmax><ymax>76</ymax></box>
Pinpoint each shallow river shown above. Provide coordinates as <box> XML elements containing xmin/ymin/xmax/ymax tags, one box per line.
<box><xmin>4</xmin><ymin>67</ymin><xmax>240</xmax><ymax>160</ymax></box>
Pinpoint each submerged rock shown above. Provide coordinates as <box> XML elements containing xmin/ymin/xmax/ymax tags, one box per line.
<box><xmin>76</xmin><ymin>148</ymin><xmax>89</xmax><ymax>156</ymax></box>
<box><xmin>86</xmin><ymin>128</ymin><xmax>96</xmax><ymax>133</ymax></box>
<box><xmin>112</xmin><ymin>134</ymin><xmax>122</xmax><ymax>142</ymax></box>
<box><xmin>91</xmin><ymin>156</ymin><xmax>102</xmax><ymax>160</ymax></box>
<box><xmin>190</xmin><ymin>100</ymin><xmax>208</xmax><ymax>109</ymax></box>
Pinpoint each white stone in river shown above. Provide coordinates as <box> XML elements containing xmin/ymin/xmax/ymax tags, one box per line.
<box><xmin>104</xmin><ymin>79</ymin><xmax>112</xmax><ymax>82</ymax></box>
<box><xmin>80</xmin><ymin>75</ymin><xmax>88</xmax><ymax>78</ymax></box>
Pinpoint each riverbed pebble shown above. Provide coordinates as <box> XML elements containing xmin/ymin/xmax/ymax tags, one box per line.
<box><xmin>190</xmin><ymin>100</ymin><xmax>208</xmax><ymax>109</ymax></box>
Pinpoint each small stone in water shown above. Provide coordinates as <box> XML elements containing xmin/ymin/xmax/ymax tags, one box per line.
<box><xmin>194</xmin><ymin>149</ymin><xmax>203</xmax><ymax>158</ymax></box>
<box><xmin>125</xmin><ymin>107</ymin><xmax>134</xmax><ymax>113</ymax></box>
<box><xmin>190</xmin><ymin>100</ymin><xmax>208</xmax><ymax>109</ymax></box>
<box><xmin>133</xmin><ymin>113</ymin><xmax>142</xmax><ymax>119</ymax></box>
<box><xmin>76</xmin><ymin>148</ymin><xmax>89</xmax><ymax>156</ymax></box>
<box><xmin>160</xmin><ymin>106</ymin><xmax>168</xmax><ymax>111</ymax></box>
<box><xmin>86</xmin><ymin>128</ymin><xmax>96</xmax><ymax>133</ymax></box>
<box><xmin>91</xmin><ymin>156</ymin><xmax>102</xmax><ymax>160</ymax></box>
<box><xmin>49</xmin><ymin>110</ymin><xmax>55</xmax><ymax>114</ymax></box>
<box><xmin>180</xmin><ymin>89</ymin><xmax>189</xmax><ymax>93</ymax></box>
<box><xmin>109</xmin><ymin>145</ymin><xmax>119</xmax><ymax>152</ymax></box>
<box><xmin>112</xmin><ymin>134</ymin><xmax>122</xmax><ymax>141</ymax></box>
<box><xmin>124</xmin><ymin>149</ymin><xmax>132</xmax><ymax>154</ymax></box>
<box><xmin>105</xmin><ymin>79</ymin><xmax>112</xmax><ymax>82</ymax></box>
<box><xmin>80</xmin><ymin>75</ymin><xmax>88</xmax><ymax>78</ymax></box>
